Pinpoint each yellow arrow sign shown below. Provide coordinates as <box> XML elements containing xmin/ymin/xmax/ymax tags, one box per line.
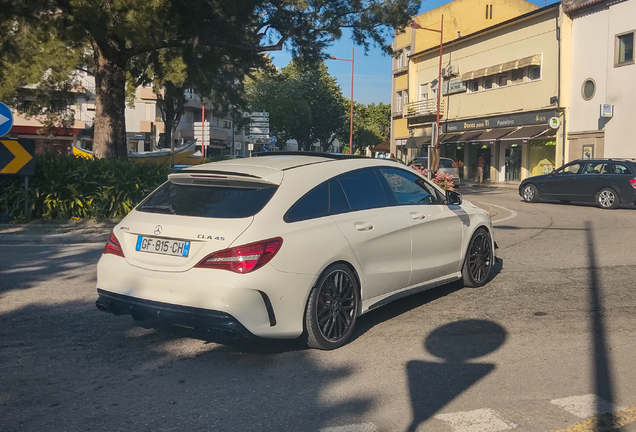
<box><xmin>1</xmin><ymin>140</ymin><xmax>33</xmax><ymax>174</ymax></box>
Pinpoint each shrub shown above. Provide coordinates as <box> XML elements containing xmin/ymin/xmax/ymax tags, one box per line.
<box><xmin>0</xmin><ymin>154</ymin><xmax>172</xmax><ymax>221</ymax></box>
<box><xmin>409</xmin><ymin>166</ymin><xmax>455</xmax><ymax>191</ymax></box>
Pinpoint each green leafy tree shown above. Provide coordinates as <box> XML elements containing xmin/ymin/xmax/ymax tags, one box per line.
<box><xmin>246</xmin><ymin>61</ymin><xmax>347</xmax><ymax>151</ymax></box>
<box><xmin>1</xmin><ymin>0</ymin><xmax>420</xmax><ymax>158</ymax></box>
<box><xmin>338</xmin><ymin>100</ymin><xmax>391</xmax><ymax>150</ymax></box>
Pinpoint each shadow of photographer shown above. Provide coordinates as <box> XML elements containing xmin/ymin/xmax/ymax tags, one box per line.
<box><xmin>405</xmin><ymin>319</ymin><xmax>507</xmax><ymax>432</ymax></box>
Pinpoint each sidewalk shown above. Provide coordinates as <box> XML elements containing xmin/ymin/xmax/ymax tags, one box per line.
<box><xmin>460</xmin><ymin>179</ymin><xmax>521</xmax><ymax>190</ymax></box>
<box><xmin>0</xmin><ymin>219</ymin><xmax>116</xmax><ymax>244</ymax></box>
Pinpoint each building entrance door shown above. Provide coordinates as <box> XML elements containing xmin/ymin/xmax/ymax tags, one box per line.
<box><xmin>502</xmin><ymin>145</ymin><xmax>521</xmax><ymax>182</ymax></box>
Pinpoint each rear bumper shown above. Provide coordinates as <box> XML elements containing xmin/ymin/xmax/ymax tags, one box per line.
<box><xmin>96</xmin><ymin>289</ymin><xmax>254</xmax><ymax>339</ymax></box>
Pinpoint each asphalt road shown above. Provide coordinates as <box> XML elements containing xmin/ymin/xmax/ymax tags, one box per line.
<box><xmin>1</xmin><ymin>187</ymin><xmax>635</xmax><ymax>432</ymax></box>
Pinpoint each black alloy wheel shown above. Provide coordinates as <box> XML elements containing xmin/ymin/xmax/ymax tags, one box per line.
<box><xmin>306</xmin><ymin>264</ymin><xmax>359</xmax><ymax>350</ymax></box>
<box><xmin>462</xmin><ymin>228</ymin><xmax>493</xmax><ymax>288</ymax></box>
<box><xmin>522</xmin><ymin>184</ymin><xmax>540</xmax><ymax>203</ymax></box>
<box><xmin>596</xmin><ymin>187</ymin><xmax>619</xmax><ymax>209</ymax></box>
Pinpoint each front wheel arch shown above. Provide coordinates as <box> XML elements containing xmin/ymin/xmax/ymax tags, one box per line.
<box><xmin>461</xmin><ymin>227</ymin><xmax>494</xmax><ymax>288</ymax></box>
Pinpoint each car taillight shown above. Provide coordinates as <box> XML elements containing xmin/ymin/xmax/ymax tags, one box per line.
<box><xmin>195</xmin><ymin>237</ymin><xmax>283</xmax><ymax>273</ymax></box>
<box><xmin>104</xmin><ymin>232</ymin><xmax>125</xmax><ymax>258</ymax></box>
<box><xmin>630</xmin><ymin>179</ymin><xmax>636</xmax><ymax>189</ymax></box>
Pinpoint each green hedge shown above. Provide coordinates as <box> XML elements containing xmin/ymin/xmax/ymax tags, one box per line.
<box><xmin>0</xmin><ymin>154</ymin><xmax>172</xmax><ymax>222</ymax></box>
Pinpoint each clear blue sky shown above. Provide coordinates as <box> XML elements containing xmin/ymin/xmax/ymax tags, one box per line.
<box><xmin>269</xmin><ymin>0</ymin><xmax>558</xmax><ymax>105</ymax></box>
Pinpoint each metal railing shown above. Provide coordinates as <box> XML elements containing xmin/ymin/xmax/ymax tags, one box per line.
<box><xmin>403</xmin><ymin>99</ymin><xmax>445</xmax><ymax>118</ymax></box>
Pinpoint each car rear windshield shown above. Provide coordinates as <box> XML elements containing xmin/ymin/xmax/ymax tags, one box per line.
<box><xmin>439</xmin><ymin>159</ymin><xmax>456</xmax><ymax>169</ymax></box>
<box><xmin>137</xmin><ymin>181</ymin><xmax>278</xmax><ymax>218</ymax></box>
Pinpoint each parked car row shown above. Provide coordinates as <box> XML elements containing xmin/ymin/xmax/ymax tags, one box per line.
<box><xmin>519</xmin><ymin>158</ymin><xmax>636</xmax><ymax>209</ymax></box>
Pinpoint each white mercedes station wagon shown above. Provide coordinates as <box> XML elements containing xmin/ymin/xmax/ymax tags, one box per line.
<box><xmin>96</xmin><ymin>153</ymin><xmax>495</xmax><ymax>349</ymax></box>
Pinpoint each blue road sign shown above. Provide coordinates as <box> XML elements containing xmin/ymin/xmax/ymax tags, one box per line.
<box><xmin>262</xmin><ymin>145</ymin><xmax>269</xmax><ymax>152</ymax></box>
<box><xmin>0</xmin><ymin>103</ymin><xmax>14</xmax><ymax>137</ymax></box>
<box><xmin>269</xmin><ymin>136</ymin><xmax>277</xmax><ymax>146</ymax></box>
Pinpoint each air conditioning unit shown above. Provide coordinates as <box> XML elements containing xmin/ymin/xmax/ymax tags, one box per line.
<box><xmin>443</xmin><ymin>65</ymin><xmax>459</xmax><ymax>78</ymax></box>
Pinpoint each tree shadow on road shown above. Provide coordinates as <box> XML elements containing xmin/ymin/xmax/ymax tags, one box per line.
<box><xmin>0</xmin><ymin>299</ymin><xmax>373</xmax><ymax>432</ymax></box>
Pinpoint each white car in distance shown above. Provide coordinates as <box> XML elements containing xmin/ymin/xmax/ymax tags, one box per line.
<box><xmin>96</xmin><ymin>153</ymin><xmax>495</xmax><ymax>349</ymax></box>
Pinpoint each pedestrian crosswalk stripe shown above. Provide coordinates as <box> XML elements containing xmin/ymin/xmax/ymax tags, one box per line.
<box><xmin>553</xmin><ymin>402</ymin><xmax>636</xmax><ymax>432</ymax></box>
<box><xmin>550</xmin><ymin>394</ymin><xmax>625</xmax><ymax>419</ymax></box>
<box><xmin>434</xmin><ymin>408</ymin><xmax>517</xmax><ymax>432</ymax></box>
<box><xmin>319</xmin><ymin>422</ymin><xmax>378</xmax><ymax>432</ymax></box>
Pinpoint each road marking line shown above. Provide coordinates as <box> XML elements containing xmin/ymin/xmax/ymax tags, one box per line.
<box><xmin>319</xmin><ymin>423</ymin><xmax>378</xmax><ymax>432</ymax></box>
<box><xmin>554</xmin><ymin>402</ymin><xmax>636</xmax><ymax>432</ymax></box>
<box><xmin>434</xmin><ymin>408</ymin><xmax>517</xmax><ymax>432</ymax></box>
<box><xmin>551</xmin><ymin>394</ymin><xmax>625</xmax><ymax>418</ymax></box>
<box><xmin>475</xmin><ymin>202</ymin><xmax>518</xmax><ymax>224</ymax></box>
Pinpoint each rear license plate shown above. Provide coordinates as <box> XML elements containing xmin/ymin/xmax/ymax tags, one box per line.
<box><xmin>136</xmin><ymin>236</ymin><xmax>190</xmax><ymax>257</ymax></box>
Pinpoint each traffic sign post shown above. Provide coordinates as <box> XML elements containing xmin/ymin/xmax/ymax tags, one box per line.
<box><xmin>0</xmin><ymin>139</ymin><xmax>35</xmax><ymax>220</ymax></box>
<box><xmin>0</xmin><ymin>102</ymin><xmax>14</xmax><ymax>137</ymax></box>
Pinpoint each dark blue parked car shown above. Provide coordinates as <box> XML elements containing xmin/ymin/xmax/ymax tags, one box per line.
<box><xmin>519</xmin><ymin>159</ymin><xmax>636</xmax><ymax>209</ymax></box>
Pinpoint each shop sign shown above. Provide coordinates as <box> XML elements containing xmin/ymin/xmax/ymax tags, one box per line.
<box><xmin>600</xmin><ymin>104</ymin><xmax>613</xmax><ymax>118</ymax></box>
<box><xmin>443</xmin><ymin>110</ymin><xmax>558</xmax><ymax>132</ymax></box>
<box><xmin>548</xmin><ymin>117</ymin><xmax>560</xmax><ymax>129</ymax></box>
<box><xmin>442</xmin><ymin>79</ymin><xmax>467</xmax><ymax>96</ymax></box>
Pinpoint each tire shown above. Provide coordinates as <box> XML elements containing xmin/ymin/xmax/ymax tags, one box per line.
<box><xmin>462</xmin><ymin>228</ymin><xmax>494</xmax><ymax>288</ymax></box>
<box><xmin>596</xmin><ymin>187</ymin><xmax>619</xmax><ymax>209</ymax></box>
<box><xmin>522</xmin><ymin>184</ymin><xmax>540</xmax><ymax>203</ymax></box>
<box><xmin>306</xmin><ymin>264</ymin><xmax>360</xmax><ymax>350</ymax></box>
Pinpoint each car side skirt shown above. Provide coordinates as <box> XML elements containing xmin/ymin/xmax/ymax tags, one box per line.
<box><xmin>361</xmin><ymin>273</ymin><xmax>462</xmax><ymax>314</ymax></box>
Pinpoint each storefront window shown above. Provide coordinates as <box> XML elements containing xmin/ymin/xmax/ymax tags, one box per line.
<box><xmin>529</xmin><ymin>141</ymin><xmax>556</xmax><ymax>176</ymax></box>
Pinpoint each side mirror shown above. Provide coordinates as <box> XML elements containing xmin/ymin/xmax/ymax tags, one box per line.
<box><xmin>446</xmin><ymin>190</ymin><xmax>462</xmax><ymax>205</ymax></box>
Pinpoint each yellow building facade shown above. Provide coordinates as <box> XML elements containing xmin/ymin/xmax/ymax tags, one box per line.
<box><xmin>392</xmin><ymin>0</ymin><xmax>539</xmax><ymax>149</ymax></box>
<box><xmin>391</xmin><ymin>0</ymin><xmax>572</xmax><ymax>183</ymax></box>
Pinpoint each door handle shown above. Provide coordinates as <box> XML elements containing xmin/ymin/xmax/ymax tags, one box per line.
<box><xmin>410</xmin><ymin>212</ymin><xmax>426</xmax><ymax>220</ymax></box>
<box><xmin>354</xmin><ymin>222</ymin><xmax>374</xmax><ymax>231</ymax></box>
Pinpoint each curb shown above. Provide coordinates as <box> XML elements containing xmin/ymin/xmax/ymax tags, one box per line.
<box><xmin>0</xmin><ymin>232</ymin><xmax>110</xmax><ymax>245</ymax></box>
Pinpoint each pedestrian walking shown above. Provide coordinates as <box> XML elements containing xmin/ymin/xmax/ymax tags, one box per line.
<box><xmin>476</xmin><ymin>154</ymin><xmax>485</xmax><ymax>183</ymax></box>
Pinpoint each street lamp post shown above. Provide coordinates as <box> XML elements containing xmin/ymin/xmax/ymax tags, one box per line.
<box><xmin>411</xmin><ymin>15</ymin><xmax>444</xmax><ymax>177</ymax></box>
<box><xmin>329</xmin><ymin>48</ymin><xmax>354</xmax><ymax>155</ymax></box>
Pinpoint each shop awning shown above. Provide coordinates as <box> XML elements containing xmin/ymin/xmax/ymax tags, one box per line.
<box><xmin>454</xmin><ymin>130</ymin><xmax>484</xmax><ymax>142</ymax></box>
<box><xmin>373</xmin><ymin>139</ymin><xmax>390</xmax><ymax>153</ymax></box>
<box><xmin>486</xmin><ymin>64</ymin><xmax>502</xmax><ymax>75</ymax></box>
<box><xmin>517</xmin><ymin>54</ymin><xmax>541</xmax><ymax>68</ymax></box>
<box><xmin>501</xmin><ymin>59</ymin><xmax>519</xmax><ymax>72</ymax></box>
<box><xmin>474</xmin><ymin>127</ymin><xmax>517</xmax><ymax>141</ymax></box>
<box><xmin>499</xmin><ymin>125</ymin><xmax>550</xmax><ymax>141</ymax></box>
<box><xmin>472</xmin><ymin>68</ymin><xmax>488</xmax><ymax>79</ymax></box>
<box><xmin>439</xmin><ymin>132</ymin><xmax>461</xmax><ymax>143</ymax></box>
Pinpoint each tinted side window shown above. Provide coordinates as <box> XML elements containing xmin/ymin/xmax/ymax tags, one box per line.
<box><xmin>613</xmin><ymin>163</ymin><xmax>633</xmax><ymax>175</ymax></box>
<box><xmin>329</xmin><ymin>179</ymin><xmax>350</xmax><ymax>215</ymax></box>
<box><xmin>284</xmin><ymin>182</ymin><xmax>329</xmax><ymax>223</ymax></box>
<box><xmin>379</xmin><ymin>168</ymin><xmax>441</xmax><ymax>205</ymax></box>
<box><xmin>582</xmin><ymin>162</ymin><xmax>609</xmax><ymax>174</ymax></box>
<box><xmin>558</xmin><ymin>163</ymin><xmax>582</xmax><ymax>175</ymax></box>
<box><xmin>338</xmin><ymin>169</ymin><xmax>392</xmax><ymax>211</ymax></box>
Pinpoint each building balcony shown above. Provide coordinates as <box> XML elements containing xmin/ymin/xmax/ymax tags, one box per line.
<box><xmin>392</xmin><ymin>65</ymin><xmax>408</xmax><ymax>75</ymax></box>
<box><xmin>403</xmin><ymin>99</ymin><xmax>445</xmax><ymax>119</ymax></box>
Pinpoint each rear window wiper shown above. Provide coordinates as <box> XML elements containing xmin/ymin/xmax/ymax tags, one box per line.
<box><xmin>139</xmin><ymin>204</ymin><xmax>176</xmax><ymax>214</ymax></box>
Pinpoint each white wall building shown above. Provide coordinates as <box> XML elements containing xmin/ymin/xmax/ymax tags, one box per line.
<box><xmin>566</xmin><ymin>0</ymin><xmax>635</xmax><ymax>159</ymax></box>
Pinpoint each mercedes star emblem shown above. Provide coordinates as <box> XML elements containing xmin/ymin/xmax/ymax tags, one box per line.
<box><xmin>154</xmin><ymin>225</ymin><xmax>162</xmax><ymax>235</ymax></box>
